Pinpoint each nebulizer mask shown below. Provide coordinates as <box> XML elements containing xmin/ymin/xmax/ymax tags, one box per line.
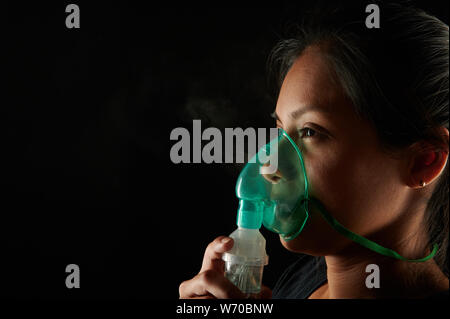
<box><xmin>222</xmin><ymin>128</ymin><xmax>438</xmax><ymax>295</ymax></box>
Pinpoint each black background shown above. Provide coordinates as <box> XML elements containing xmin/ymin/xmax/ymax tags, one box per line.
<box><xmin>3</xmin><ymin>1</ymin><xmax>449</xmax><ymax>299</ymax></box>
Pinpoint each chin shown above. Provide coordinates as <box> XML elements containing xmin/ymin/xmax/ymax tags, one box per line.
<box><xmin>279</xmin><ymin>234</ymin><xmax>337</xmax><ymax>256</ymax></box>
<box><xmin>279</xmin><ymin>236</ymin><xmax>302</xmax><ymax>253</ymax></box>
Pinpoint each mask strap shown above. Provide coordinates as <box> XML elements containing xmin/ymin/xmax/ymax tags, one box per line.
<box><xmin>308</xmin><ymin>197</ymin><xmax>438</xmax><ymax>262</ymax></box>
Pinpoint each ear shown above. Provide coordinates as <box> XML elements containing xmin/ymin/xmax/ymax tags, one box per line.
<box><xmin>406</xmin><ymin>127</ymin><xmax>449</xmax><ymax>189</ymax></box>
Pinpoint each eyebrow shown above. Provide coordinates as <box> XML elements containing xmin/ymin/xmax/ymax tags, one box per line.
<box><xmin>271</xmin><ymin>105</ymin><xmax>331</xmax><ymax>123</ymax></box>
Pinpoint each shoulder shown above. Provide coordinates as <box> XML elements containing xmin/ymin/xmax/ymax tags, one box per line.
<box><xmin>272</xmin><ymin>254</ymin><xmax>327</xmax><ymax>299</ymax></box>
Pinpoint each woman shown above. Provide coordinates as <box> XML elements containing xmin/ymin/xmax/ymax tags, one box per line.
<box><xmin>179</xmin><ymin>2</ymin><xmax>449</xmax><ymax>299</ymax></box>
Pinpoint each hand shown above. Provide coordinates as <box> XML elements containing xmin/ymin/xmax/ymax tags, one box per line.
<box><xmin>179</xmin><ymin>236</ymin><xmax>272</xmax><ymax>299</ymax></box>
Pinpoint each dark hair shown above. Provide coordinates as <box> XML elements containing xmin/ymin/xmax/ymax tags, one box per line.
<box><xmin>268</xmin><ymin>1</ymin><xmax>449</xmax><ymax>276</ymax></box>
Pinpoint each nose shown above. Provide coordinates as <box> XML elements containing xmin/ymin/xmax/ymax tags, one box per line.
<box><xmin>260</xmin><ymin>163</ymin><xmax>283</xmax><ymax>184</ymax></box>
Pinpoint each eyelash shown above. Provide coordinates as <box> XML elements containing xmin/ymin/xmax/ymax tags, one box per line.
<box><xmin>275</xmin><ymin>120</ymin><xmax>325</xmax><ymax>141</ymax></box>
<box><xmin>298</xmin><ymin>127</ymin><xmax>318</xmax><ymax>139</ymax></box>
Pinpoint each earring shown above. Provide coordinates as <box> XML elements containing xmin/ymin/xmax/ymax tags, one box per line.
<box><xmin>419</xmin><ymin>180</ymin><xmax>426</xmax><ymax>187</ymax></box>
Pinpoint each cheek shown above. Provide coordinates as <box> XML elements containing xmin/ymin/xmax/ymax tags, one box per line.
<box><xmin>279</xmin><ymin>148</ymin><xmax>351</xmax><ymax>254</ymax></box>
<box><xmin>346</xmin><ymin>153</ymin><xmax>406</xmax><ymax>232</ymax></box>
<box><xmin>304</xmin><ymin>146</ymin><xmax>347</xmax><ymax>209</ymax></box>
<box><xmin>306</xmin><ymin>144</ymin><xmax>404</xmax><ymax>235</ymax></box>
<box><xmin>281</xmin><ymin>143</ymin><xmax>405</xmax><ymax>254</ymax></box>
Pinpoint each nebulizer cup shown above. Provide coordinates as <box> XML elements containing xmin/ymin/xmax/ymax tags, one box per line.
<box><xmin>222</xmin><ymin>206</ymin><xmax>269</xmax><ymax>295</ymax></box>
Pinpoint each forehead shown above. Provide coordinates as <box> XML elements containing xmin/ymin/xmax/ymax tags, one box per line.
<box><xmin>276</xmin><ymin>45</ymin><xmax>348</xmax><ymax>116</ymax></box>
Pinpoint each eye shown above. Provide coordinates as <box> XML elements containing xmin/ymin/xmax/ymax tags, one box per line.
<box><xmin>299</xmin><ymin>127</ymin><xmax>317</xmax><ymax>138</ymax></box>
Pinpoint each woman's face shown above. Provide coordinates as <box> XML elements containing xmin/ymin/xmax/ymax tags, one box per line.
<box><xmin>275</xmin><ymin>45</ymin><xmax>409</xmax><ymax>255</ymax></box>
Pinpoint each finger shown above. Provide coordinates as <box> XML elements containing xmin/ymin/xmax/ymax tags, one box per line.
<box><xmin>200</xmin><ymin>236</ymin><xmax>234</xmax><ymax>273</ymax></box>
<box><xmin>179</xmin><ymin>269</ymin><xmax>245</xmax><ymax>299</ymax></box>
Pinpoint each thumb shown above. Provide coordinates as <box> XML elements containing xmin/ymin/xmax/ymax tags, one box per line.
<box><xmin>200</xmin><ymin>236</ymin><xmax>234</xmax><ymax>273</ymax></box>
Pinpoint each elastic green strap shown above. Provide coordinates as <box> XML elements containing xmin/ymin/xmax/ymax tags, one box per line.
<box><xmin>308</xmin><ymin>197</ymin><xmax>438</xmax><ymax>262</ymax></box>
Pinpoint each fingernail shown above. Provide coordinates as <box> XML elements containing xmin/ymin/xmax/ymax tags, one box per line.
<box><xmin>221</xmin><ymin>238</ymin><xmax>231</xmax><ymax>244</ymax></box>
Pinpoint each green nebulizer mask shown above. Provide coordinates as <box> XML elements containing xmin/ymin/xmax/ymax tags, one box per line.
<box><xmin>223</xmin><ymin>128</ymin><xmax>438</xmax><ymax>295</ymax></box>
